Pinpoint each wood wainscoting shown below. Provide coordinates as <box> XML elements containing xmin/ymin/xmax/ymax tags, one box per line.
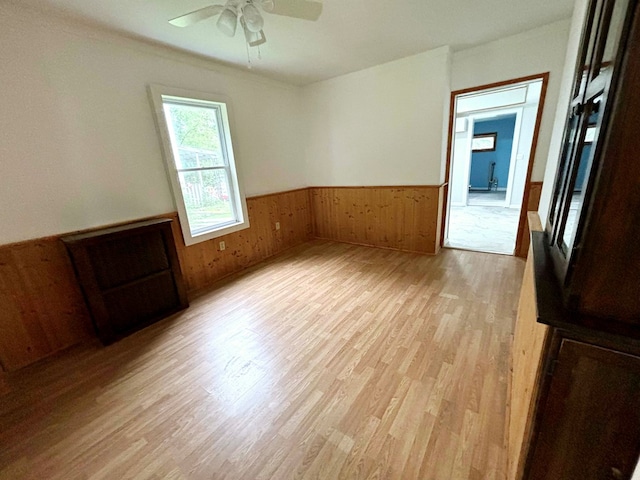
<box><xmin>310</xmin><ymin>186</ymin><xmax>444</xmax><ymax>255</ymax></box>
<box><xmin>172</xmin><ymin>188</ymin><xmax>313</xmax><ymax>293</ymax></box>
<box><xmin>0</xmin><ymin>188</ymin><xmax>312</xmax><ymax>372</ymax></box>
<box><xmin>507</xmin><ymin>213</ymin><xmax>550</xmax><ymax>479</ymax></box>
<box><xmin>0</xmin><ymin>185</ymin><xmax>448</xmax><ymax>371</ymax></box>
<box><xmin>0</xmin><ymin>236</ymin><xmax>94</xmax><ymax>372</ymax></box>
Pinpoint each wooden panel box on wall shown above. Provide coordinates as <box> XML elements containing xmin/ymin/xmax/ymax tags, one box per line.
<box><xmin>62</xmin><ymin>218</ymin><xmax>189</xmax><ymax>345</ymax></box>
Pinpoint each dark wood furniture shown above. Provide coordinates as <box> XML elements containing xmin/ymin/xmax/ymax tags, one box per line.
<box><xmin>509</xmin><ymin>0</ymin><xmax>640</xmax><ymax>478</ymax></box>
<box><xmin>526</xmin><ymin>333</ymin><xmax>640</xmax><ymax>479</ymax></box>
<box><xmin>62</xmin><ymin>218</ymin><xmax>188</xmax><ymax>344</ymax></box>
<box><xmin>546</xmin><ymin>0</ymin><xmax>640</xmax><ymax>325</ymax></box>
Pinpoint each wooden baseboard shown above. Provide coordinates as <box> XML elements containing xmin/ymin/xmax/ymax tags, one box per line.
<box><xmin>312</xmin><ymin>236</ymin><xmax>439</xmax><ymax>256</ymax></box>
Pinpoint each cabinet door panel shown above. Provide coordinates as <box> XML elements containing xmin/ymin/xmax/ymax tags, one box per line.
<box><xmin>528</xmin><ymin>340</ymin><xmax>640</xmax><ymax>480</ymax></box>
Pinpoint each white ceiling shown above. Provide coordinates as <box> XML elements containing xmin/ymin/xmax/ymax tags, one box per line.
<box><xmin>22</xmin><ymin>0</ymin><xmax>575</xmax><ymax>86</ymax></box>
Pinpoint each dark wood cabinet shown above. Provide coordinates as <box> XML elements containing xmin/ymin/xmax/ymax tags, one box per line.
<box><xmin>546</xmin><ymin>0</ymin><xmax>640</xmax><ymax>326</ymax></box>
<box><xmin>511</xmin><ymin>227</ymin><xmax>640</xmax><ymax>479</ymax></box>
<box><xmin>527</xmin><ymin>337</ymin><xmax>640</xmax><ymax>480</ymax></box>
<box><xmin>62</xmin><ymin>218</ymin><xmax>189</xmax><ymax>344</ymax></box>
<box><xmin>510</xmin><ymin>0</ymin><xmax>640</xmax><ymax>478</ymax></box>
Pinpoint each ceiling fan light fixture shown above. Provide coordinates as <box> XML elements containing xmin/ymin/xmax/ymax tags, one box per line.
<box><xmin>240</xmin><ymin>16</ymin><xmax>266</xmax><ymax>46</ymax></box>
<box><xmin>242</xmin><ymin>3</ymin><xmax>264</xmax><ymax>33</ymax></box>
<box><xmin>259</xmin><ymin>0</ymin><xmax>275</xmax><ymax>13</ymax></box>
<box><xmin>216</xmin><ymin>7</ymin><xmax>238</xmax><ymax>37</ymax></box>
<box><xmin>170</xmin><ymin>0</ymin><xmax>323</xmax><ymax>55</ymax></box>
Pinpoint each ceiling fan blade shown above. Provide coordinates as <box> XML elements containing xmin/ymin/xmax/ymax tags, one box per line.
<box><xmin>169</xmin><ymin>5</ymin><xmax>224</xmax><ymax>27</ymax></box>
<box><xmin>266</xmin><ymin>0</ymin><xmax>323</xmax><ymax>21</ymax></box>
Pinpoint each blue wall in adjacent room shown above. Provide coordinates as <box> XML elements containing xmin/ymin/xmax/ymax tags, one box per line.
<box><xmin>469</xmin><ymin>114</ymin><xmax>517</xmax><ymax>190</ymax></box>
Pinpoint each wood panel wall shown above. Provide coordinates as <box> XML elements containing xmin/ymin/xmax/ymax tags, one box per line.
<box><xmin>0</xmin><ymin>189</ymin><xmax>312</xmax><ymax>372</ymax></box>
<box><xmin>508</xmin><ymin>213</ymin><xmax>550</xmax><ymax>480</ymax></box>
<box><xmin>0</xmin><ymin>237</ymin><xmax>94</xmax><ymax>372</ymax></box>
<box><xmin>2</xmin><ymin>183</ymin><xmax>536</xmax><ymax>372</ymax></box>
<box><xmin>515</xmin><ymin>182</ymin><xmax>544</xmax><ymax>258</ymax></box>
<box><xmin>310</xmin><ymin>186</ymin><xmax>444</xmax><ymax>255</ymax></box>
<box><xmin>171</xmin><ymin>188</ymin><xmax>313</xmax><ymax>293</ymax></box>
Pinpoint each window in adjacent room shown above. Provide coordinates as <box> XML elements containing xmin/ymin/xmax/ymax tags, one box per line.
<box><xmin>148</xmin><ymin>85</ymin><xmax>249</xmax><ymax>246</ymax></box>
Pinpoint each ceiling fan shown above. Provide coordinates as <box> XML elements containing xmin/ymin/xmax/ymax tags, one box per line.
<box><xmin>169</xmin><ymin>0</ymin><xmax>323</xmax><ymax>48</ymax></box>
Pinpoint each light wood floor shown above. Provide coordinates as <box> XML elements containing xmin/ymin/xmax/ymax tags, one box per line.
<box><xmin>0</xmin><ymin>240</ymin><xmax>524</xmax><ymax>480</ymax></box>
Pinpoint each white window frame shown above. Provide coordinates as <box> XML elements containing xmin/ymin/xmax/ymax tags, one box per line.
<box><xmin>148</xmin><ymin>85</ymin><xmax>249</xmax><ymax>246</ymax></box>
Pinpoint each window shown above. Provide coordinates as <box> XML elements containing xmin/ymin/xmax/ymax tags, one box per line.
<box><xmin>148</xmin><ymin>86</ymin><xmax>249</xmax><ymax>246</ymax></box>
<box><xmin>471</xmin><ymin>132</ymin><xmax>497</xmax><ymax>152</ymax></box>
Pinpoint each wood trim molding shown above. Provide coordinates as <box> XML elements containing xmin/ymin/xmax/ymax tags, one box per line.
<box><xmin>513</xmin><ymin>74</ymin><xmax>550</xmax><ymax>256</ymax></box>
<box><xmin>246</xmin><ymin>187</ymin><xmax>309</xmax><ymax>200</ymax></box>
<box><xmin>515</xmin><ymin>182</ymin><xmax>545</xmax><ymax>258</ymax></box>
<box><xmin>528</xmin><ymin>210</ymin><xmax>544</xmax><ymax>233</ymax></box>
<box><xmin>309</xmin><ymin>184</ymin><xmax>447</xmax><ymax>189</ymax></box>
<box><xmin>0</xmin><ymin>213</ymin><xmax>176</xmax><ymax>251</ymax></box>
<box><xmin>452</xmin><ymin>73</ymin><xmax>553</xmax><ymax>98</ymax></box>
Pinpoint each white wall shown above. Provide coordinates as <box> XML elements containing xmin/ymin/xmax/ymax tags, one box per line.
<box><xmin>452</xmin><ymin>19</ymin><xmax>572</xmax><ymax>182</ymax></box>
<box><xmin>509</xmin><ymin>83</ymin><xmax>542</xmax><ymax>207</ymax></box>
<box><xmin>0</xmin><ymin>3</ymin><xmax>306</xmax><ymax>245</ymax></box>
<box><xmin>508</xmin><ymin>106</ymin><xmax>537</xmax><ymax>206</ymax></box>
<box><xmin>0</xmin><ymin>1</ymin><xmax>574</xmax><ymax>246</ymax></box>
<box><xmin>303</xmin><ymin>20</ymin><xmax>572</xmax><ymax>191</ymax></box>
<box><xmin>302</xmin><ymin>47</ymin><xmax>452</xmax><ymax>186</ymax></box>
<box><xmin>538</xmin><ymin>0</ymin><xmax>590</xmax><ymax>222</ymax></box>
<box><xmin>451</xmin><ymin>128</ymin><xmax>472</xmax><ymax>206</ymax></box>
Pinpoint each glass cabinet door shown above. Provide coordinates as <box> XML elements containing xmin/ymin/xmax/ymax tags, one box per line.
<box><xmin>547</xmin><ymin>0</ymin><xmax>633</xmax><ymax>285</ymax></box>
<box><xmin>559</xmin><ymin>95</ymin><xmax>602</xmax><ymax>254</ymax></box>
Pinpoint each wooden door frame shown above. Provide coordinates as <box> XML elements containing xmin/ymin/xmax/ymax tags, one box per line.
<box><xmin>440</xmin><ymin>72</ymin><xmax>550</xmax><ymax>257</ymax></box>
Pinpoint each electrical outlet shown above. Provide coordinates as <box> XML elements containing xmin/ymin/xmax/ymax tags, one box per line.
<box><xmin>275</xmin><ymin>222</ymin><xmax>280</xmax><ymax>231</ymax></box>
<box><xmin>219</xmin><ymin>241</ymin><xmax>226</xmax><ymax>251</ymax></box>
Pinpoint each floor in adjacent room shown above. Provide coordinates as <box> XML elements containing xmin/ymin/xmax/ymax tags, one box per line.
<box><xmin>0</xmin><ymin>240</ymin><xmax>524</xmax><ymax>480</ymax></box>
<box><xmin>447</xmin><ymin>191</ymin><xmax>521</xmax><ymax>255</ymax></box>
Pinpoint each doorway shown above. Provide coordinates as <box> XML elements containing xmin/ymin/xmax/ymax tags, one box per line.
<box><xmin>442</xmin><ymin>74</ymin><xmax>548</xmax><ymax>255</ymax></box>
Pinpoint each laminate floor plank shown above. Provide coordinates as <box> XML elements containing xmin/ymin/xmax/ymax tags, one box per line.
<box><xmin>0</xmin><ymin>240</ymin><xmax>524</xmax><ymax>479</ymax></box>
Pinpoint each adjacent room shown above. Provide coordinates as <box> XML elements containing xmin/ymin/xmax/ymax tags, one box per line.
<box><xmin>445</xmin><ymin>78</ymin><xmax>545</xmax><ymax>255</ymax></box>
<box><xmin>3</xmin><ymin>0</ymin><xmax>639</xmax><ymax>478</ymax></box>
